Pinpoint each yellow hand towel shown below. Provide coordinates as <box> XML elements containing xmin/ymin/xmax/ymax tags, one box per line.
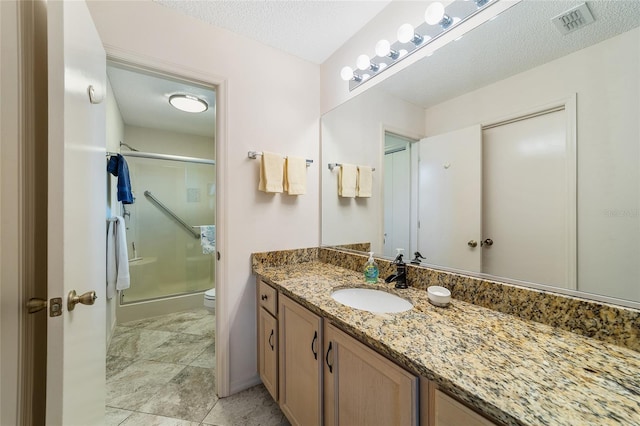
<box><xmin>357</xmin><ymin>166</ymin><xmax>372</xmax><ymax>198</ymax></box>
<box><xmin>339</xmin><ymin>164</ymin><xmax>357</xmax><ymax>198</ymax></box>
<box><xmin>284</xmin><ymin>156</ymin><xmax>306</xmax><ymax>195</ymax></box>
<box><xmin>258</xmin><ymin>152</ymin><xmax>284</xmax><ymax>193</ymax></box>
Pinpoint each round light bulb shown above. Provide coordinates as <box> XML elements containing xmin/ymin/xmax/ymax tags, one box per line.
<box><xmin>397</xmin><ymin>23</ymin><xmax>415</xmax><ymax>44</ymax></box>
<box><xmin>375</xmin><ymin>39</ymin><xmax>391</xmax><ymax>57</ymax></box>
<box><xmin>356</xmin><ymin>54</ymin><xmax>371</xmax><ymax>71</ymax></box>
<box><xmin>340</xmin><ymin>66</ymin><xmax>354</xmax><ymax>81</ymax></box>
<box><xmin>425</xmin><ymin>2</ymin><xmax>445</xmax><ymax>25</ymax></box>
<box><xmin>169</xmin><ymin>94</ymin><xmax>208</xmax><ymax>113</ymax></box>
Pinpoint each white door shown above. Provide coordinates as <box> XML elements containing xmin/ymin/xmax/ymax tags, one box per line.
<box><xmin>482</xmin><ymin>109</ymin><xmax>571</xmax><ymax>288</ymax></box>
<box><xmin>46</xmin><ymin>1</ymin><xmax>107</xmax><ymax>424</ymax></box>
<box><xmin>417</xmin><ymin>125</ymin><xmax>482</xmax><ymax>272</ymax></box>
<box><xmin>383</xmin><ymin>146</ymin><xmax>411</xmax><ymax>257</ymax></box>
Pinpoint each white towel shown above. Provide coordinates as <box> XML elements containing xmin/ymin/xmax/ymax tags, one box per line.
<box><xmin>284</xmin><ymin>156</ymin><xmax>306</xmax><ymax>195</ymax></box>
<box><xmin>200</xmin><ymin>225</ymin><xmax>216</xmax><ymax>254</ymax></box>
<box><xmin>357</xmin><ymin>166</ymin><xmax>372</xmax><ymax>198</ymax></box>
<box><xmin>338</xmin><ymin>164</ymin><xmax>357</xmax><ymax>198</ymax></box>
<box><xmin>106</xmin><ymin>216</ymin><xmax>130</xmax><ymax>299</ymax></box>
<box><xmin>258</xmin><ymin>152</ymin><xmax>284</xmax><ymax>193</ymax></box>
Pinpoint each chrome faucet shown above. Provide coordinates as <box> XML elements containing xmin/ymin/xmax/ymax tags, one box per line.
<box><xmin>385</xmin><ymin>250</ymin><xmax>408</xmax><ymax>289</ymax></box>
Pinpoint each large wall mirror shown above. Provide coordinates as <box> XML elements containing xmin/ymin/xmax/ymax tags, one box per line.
<box><xmin>321</xmin><ymin>0</ymin><xmax>640</xmax><ymax>308</ymax></box>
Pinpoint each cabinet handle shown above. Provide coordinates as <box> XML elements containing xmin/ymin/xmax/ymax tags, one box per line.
<box><xmin>325</xmin><ymin>341</ymin><xmax>333</xmax><ymax>373</ymax></box>
<box><xmin>261</xmin><ymin>294</ymin><xmax>268</xmax><ymax>301</ymax></box>
<box><xmin>268</xmin><ymin>329</ymin><xmax>274</xmax><ymax>350</ymax></box>
<box><xmin>311</xmin><ymin>331</ymin><xmax>318</xmax><ymax>360</ymax></box>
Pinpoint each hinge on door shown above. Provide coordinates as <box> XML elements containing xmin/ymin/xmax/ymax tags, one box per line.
<box><xmin>418</xmin><ymin>221</ymin><xmax>421</xmax><ymax>229</ymax></box>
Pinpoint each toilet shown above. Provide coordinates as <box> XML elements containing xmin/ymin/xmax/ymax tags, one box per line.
<box><xmin>204</xmin><ymin>288</ymin><xmax>216</xmax><ymax>314</ymax></box>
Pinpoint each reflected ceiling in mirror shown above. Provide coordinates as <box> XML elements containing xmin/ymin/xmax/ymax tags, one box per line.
<box><xmin>321</xmin><ymin>0</ymin><xmax>640</xmax><ymax>308</ymax></box>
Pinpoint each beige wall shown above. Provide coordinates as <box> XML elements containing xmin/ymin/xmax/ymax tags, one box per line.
<box><xmin>423</xmin><ymin>28</ymin><xmax>640</xmax><ymax>302</ymax></box>
<box><xmin>88</xmin><ymin>0</ymin><xmax>320</xmax><ymax>393</ymax></box>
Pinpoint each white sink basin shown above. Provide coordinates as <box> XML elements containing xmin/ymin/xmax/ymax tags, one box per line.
<box><xmin>331</xmin><ymin>288</ymin><xmax>413</xmax><ymax>314</ymax></box>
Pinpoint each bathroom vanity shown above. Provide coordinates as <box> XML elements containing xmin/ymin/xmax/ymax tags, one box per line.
<box><xmin>254</xmin><ymin>248</ymin><xmax>640</xmax><ymax>426</ymax></box>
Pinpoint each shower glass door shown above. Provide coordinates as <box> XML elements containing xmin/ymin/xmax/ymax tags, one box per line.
<box><xmin>121</xmin><ymin>156</ymin><xmax>215</xmax><ymax>303</ymax></box>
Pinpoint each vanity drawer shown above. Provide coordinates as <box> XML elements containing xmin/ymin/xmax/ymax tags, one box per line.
<box><xmin>258</xmin><ymin>279</ymin><xmax>278</xmax><ymax>315</ymax></box>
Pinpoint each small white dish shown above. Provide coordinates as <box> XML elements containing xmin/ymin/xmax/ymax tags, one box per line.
<box><xmin>427</xmin><ymin>286</ymin><xmax>451</xmax><ymax>307</ymax></box>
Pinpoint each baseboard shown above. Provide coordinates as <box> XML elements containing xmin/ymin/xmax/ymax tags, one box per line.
<box><xmin>228</xmin><ymin>374</ymin><xmax>262</xmax><ymax>396</ymax></box>
<box><xmin>116</xmin><ymin>292</ymin><xmax>205</xmax><ymax>324</ymax></box>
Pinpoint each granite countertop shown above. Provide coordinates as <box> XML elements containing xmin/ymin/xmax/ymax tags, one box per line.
<box><xmin>254</xmin><ymin>260</ymin><xmax>640</xmax><ymax>426</ymax></box>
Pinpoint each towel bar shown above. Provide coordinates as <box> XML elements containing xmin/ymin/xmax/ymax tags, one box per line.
<box><xmin>247</xmin><ymin>151</ymin><xmax>313</xmax><ymax>167</ymax></box>
<box><xmin>328</xmin><ymin>163</ymin><xmax>375</xmax><ymax>171</ymax></box>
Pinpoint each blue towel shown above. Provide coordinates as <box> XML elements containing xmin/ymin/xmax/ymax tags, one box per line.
<box><xmin>107</xmin><ymin>154</ymin><xmax>134</xmax><ymax>204</ymax></box>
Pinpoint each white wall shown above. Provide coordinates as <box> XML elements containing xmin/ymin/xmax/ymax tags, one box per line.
<box><xmin>423</xmin><ymin>28</ymin><xmax>640</xmax><ymax>302</ymax></box>
<box><xmin>321</xmin><ymin>88</ymin><xmax>424</xmax><ymax>252</ymax></box>
<box><xmin>88</xmin><ymin>0</ymin><xmax>320</xmax><ymax>393</ymax></box>
<box><xmin>105</xmin><ymin>77</ymin><xmax>124</xmax><ymax>345</ymax></box>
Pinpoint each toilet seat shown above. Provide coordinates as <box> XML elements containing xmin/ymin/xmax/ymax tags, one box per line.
<box><xmin>204</xmin><ymin>288</ymin><xmax>216</xmax><ymax>300</ymax></box>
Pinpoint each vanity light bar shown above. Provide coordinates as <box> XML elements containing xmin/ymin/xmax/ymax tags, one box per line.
<box><xmin>341</xmin><ymin>0</ymin><xmax>499</xmax><ymax>91</ymax></box>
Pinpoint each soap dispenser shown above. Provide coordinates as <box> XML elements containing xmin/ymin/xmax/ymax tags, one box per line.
<box><xmin>363</xmin><ymin>252</ymin><xmax>379</xmax><ymax>283</ymax></box>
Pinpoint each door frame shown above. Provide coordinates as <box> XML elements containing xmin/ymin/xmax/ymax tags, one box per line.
<box><xmin>481</xmin><ymin>94</ymin><xmax>577</xmax><ymax>290</ymax></box>
<box><xmin>103</xmin><ymin>45</ymin><xmax>231</xmax><ymax>396</ymax></box>
<box><xmin>379</xmin><ymin>124</ymin><xmax>424</xmax><ymax>258</ymax></box>
<box><xmin>1</xmin><ymin>0</ymin><xmax>48</xmax><ymax>424</ymax></box>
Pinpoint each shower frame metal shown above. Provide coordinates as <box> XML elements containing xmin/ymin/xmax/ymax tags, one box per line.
<box><xmin>106</xmin><ymin>149</ymin><xmax>216</xmax><ymax>166</ymax></box>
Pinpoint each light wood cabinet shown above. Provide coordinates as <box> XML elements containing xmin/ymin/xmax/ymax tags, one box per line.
<box><xmin>256</xmin><ymin>277</ymin><xmax>499</xmax><ymax>426</ymax></box>
<box><xmin>258</xmin><ymin>306</ymin><xmax>278</xmax><ymax>401</ymax></box>
<box><xmin>279</xmin><ymin>294</ymin><xmax>323</xmax><ymax>426</ymax></box>
<box><xmin>257</xmin><ymin>279</ymin><xmax>279</xmax><ymax>401</ymax></box>
<box><xmin>425</xmin><ymin>381</ymin><xmax>498</xmax><ymax>426</ymax></box>
<box><xmin>324</xmin><ymin>322</ymin><xmax>418</xmax><ymax>426</ymax></box>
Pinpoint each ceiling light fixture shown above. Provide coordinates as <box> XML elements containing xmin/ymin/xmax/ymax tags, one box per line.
<box><xmin>169</xmin><ymin>94</ymin><xmax>208</xmax><ymax>113</ymax></box>
<box><xmin>340</xmin><ymin>0</ymin><xmax>499</xmax><ymax>90</ymax></box>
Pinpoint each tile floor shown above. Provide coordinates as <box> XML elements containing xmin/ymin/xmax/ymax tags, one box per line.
<box><xmin>106</xmin><ymin>308</ymin><xmax>289</xmax><ymax>426</ymax></box>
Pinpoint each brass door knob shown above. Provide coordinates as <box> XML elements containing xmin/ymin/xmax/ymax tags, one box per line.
<box><xmin>482</xmin><ymin>238</ymin><xmax>494</xmax><ymax>247</ymax></box>
<box><xmin>467</xmin><ymin>240</ymin><xmax>478</xmax><ymax>248</ymax></box>
<box><xmin>27</xmin><ymin>298</ymin><xmax>48</xmax><ymax>314</ymax></box>
<box><xmin>67</xmin><ymin>290</ymin><xmax>97</xmax><ymax>311</ymax></box>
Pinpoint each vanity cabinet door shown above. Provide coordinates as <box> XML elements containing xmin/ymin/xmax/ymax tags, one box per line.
<box><xmin>258</xmin><ymin>307</ymin><xmax>278</xmax><ymax>401</ymax></box>
<box><xmin>324</xmin><ymin>322</ymin><xmax>418</xmax><ymax>426</ymax></box>
<box><xmin>428</xmin><ymin>383</ymin><xmax>497</xmax><ymax>426</ymax></box>
<box><xmin>279</xmin><ymin>295</ymin><xmax>323</xmax><ymax>426</ymax></box>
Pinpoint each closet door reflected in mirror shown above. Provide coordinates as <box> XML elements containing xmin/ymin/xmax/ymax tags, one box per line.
<box><xmin>482</xmin><ymin>108</ymin><xmax>573</xmax><ymax>289</ymax></box>
<box><xmin>417</xmin><ymin>106</ymin><xmax>575</xmax><ymax>289</ymax></box>
<box><xmin>417</xmin><ymin>125</ymin><xmax>482</xmax><ymax>272</ymax></box>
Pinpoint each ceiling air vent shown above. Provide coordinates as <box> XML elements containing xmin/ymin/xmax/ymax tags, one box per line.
<box><xmin>552</xmin><ymin>3</ymin><xmax>595</xmax><ymax>35</ymax></box>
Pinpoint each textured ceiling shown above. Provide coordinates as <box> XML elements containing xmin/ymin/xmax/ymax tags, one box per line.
<box><xmin>107</xmin><ymin>64</ymin><xmax>216</xmax><ymax>138</ymax></box>
<box><xmin>154</xmin><ymin>0</ymin><xmax>392</xmax><ymax>64</ymax></box>
<box><xmin>376</xmin><ymin>0</ymin><xmax>640</xmax><ymax>108</ymax></box>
